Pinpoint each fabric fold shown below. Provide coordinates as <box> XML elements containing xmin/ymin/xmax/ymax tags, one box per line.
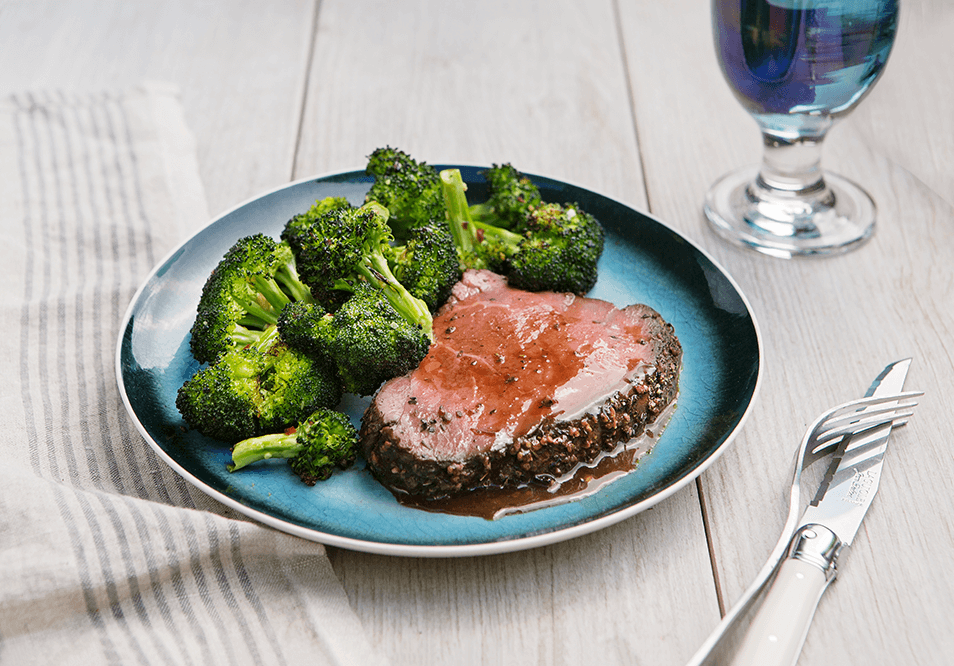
<box><xmin>0</xmin><ymin>84</ymin><xmax>385</xmax><ymax>666</ymax></box>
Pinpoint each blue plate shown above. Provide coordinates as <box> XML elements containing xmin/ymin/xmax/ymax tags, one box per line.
<box><xmin>116</xmin><ymin>166</ymin><xmax>762</xmax><ymax>557</ymax></box>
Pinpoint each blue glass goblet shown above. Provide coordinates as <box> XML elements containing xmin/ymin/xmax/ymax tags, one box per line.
<box><xmin>705</xmin><ymin>0</ymin><xmax>899</xmax><ymax>257</ymax></box>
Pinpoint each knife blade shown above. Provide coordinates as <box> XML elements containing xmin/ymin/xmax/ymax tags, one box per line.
<box><xmin>806</xmin><ymin>357</ymin><xmax>910</xmax><ymax>518</ymax></box>
<box><xmin>733</xmin><ymin>359</ymin><xmax>912</xmax><ymax>666</ymax></box>
<box><xmin>798</xmin><ymin>358</ymin><xmax>910</xmax><ymax>546</ymax></box>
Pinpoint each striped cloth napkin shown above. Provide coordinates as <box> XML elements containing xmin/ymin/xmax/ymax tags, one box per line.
<box><xmin>0</xmin><ymin>84</ymin><xmax>386</xmax><ymax>666</ymax></box>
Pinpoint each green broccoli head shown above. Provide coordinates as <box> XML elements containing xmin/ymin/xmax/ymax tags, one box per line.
<box><xmin>281</xmin><ymin>201</ymin><xmax>376</xmax><ymax>301</ymax></box>
<box><xmin>288</xmin><ymin>409</ymin><xmax>358</xmax><ymax>485</ymax></box>
<box><xmin>279</xmin><ymin>282</ymin><xmax>429</xmax><ymax>396</ymax></box>
<box><xmin>281</xmin><ymin>200</ymin><xmax>434</xmax><ymax>339</ymax></box>
<box><xmin>275</xmin><ymin>299</ymin><xmax>327</xmax><ymax>357</ymax></box>
<box><xmin>305</xmin><ymin>196</ymin><xmax>352</xmax><ymax>218</ymax></box>
<box><xmin>506</xmin><ymin>202</ymin><xmax>605</xmax><ymax>295</ymax></box>
<box><xmin>440</xmin><ymin>166</ymin><xmax>605</xmax><ymax>295</ymax></box>
<box><xmin>175</xmin><ymin>346</ymin><xmax>266</xmax><ymax>442</ymax></box>
<box><xmin>470</xmin><ymin>163</ymin><xmax>543</xmax><ymax>229</ymax></box>
<box><xmin>365</xmin><ymin>146</ymin><xmax>446</xmax><ymax>239</ymax></box>
<box><xmin>257</xmin><ymin>339</ymin><xmax>342</xmax><ymax>433</ymax></box>
<box><xmin>280</xmin><ymin>196</ymin><xmax>353</xmax><ymax>280</ymax></box>
<box><xmin>387</xmin><ymin>221</ymin><xmax>461</xmax><ymax>312</ymax></box>
<box><xmin>226</xmin><ymin>407</ymin><xmax>358</xmax><ymax>485</ymax></box>
<box><xmin>188</xmin><ymin>233</ymin><xmax>313</xmax><ymax>364</ymax></box>
<box><xmin>176</xmin><ymin>326</ymin><xmax>341</xmax><ymax>442</ymax></box>
<box><xmin>329</xmin><ymin>282</ymin><xmax>430</xmax><ymax>395</ymax></box>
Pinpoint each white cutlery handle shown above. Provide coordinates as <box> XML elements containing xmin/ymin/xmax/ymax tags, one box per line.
<box><xmin>733</xmin><ymin>525</ymin><xmax>841</xmax><ymax>666</ymax></box>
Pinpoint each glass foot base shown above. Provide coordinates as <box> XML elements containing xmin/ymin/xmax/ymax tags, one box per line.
<box><xmin>704</xmin><ymin>166</ymin><xmax>876</xmax><ymax>258</ymax></box>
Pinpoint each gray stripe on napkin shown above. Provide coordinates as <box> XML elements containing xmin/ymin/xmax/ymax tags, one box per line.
<box><xmin>0</xmin><ymin>85</ymin><xmax>385</xmax><ymax>666</ymax></box>
<box><xmin>13</xmin><ymin>89</ymin><xmax>195</xmax><ymax>665</ymax></box>
<box><xmin>12</xmin><ymin>95</ymin><xmax>122</xmax><ymax>660</ymax></box>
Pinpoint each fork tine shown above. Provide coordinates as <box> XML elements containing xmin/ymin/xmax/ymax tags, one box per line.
<box><xmin>823</xmin><ymin>391</ymin><xmax>923</xmax><ymax>419</ymax></box>
<box><xmin>813</xmin><ymin>406</ymin><xmax>917</xmax><ymax>445</ymax></box>
<box><xmin>819</xmin><ymin>398</ymin><xmax>920</xmax><ymax>432</ymax></box>
<box><xmin>805</xmin><ymin>421</ymin><xmax>912</xmax><ymax>465</ymax></box>
<box><xmin>806</xmin><ymin>416</ymin><xmax>908</xmax><ymax>465</ymax></box>
<box><xmin>801</xmin><ymin>391</ymin><xmax>921</xmax><ymax>464</ymax></box>
<box><xmin>807</xmin><ymin>413</ymin><xmax>913</xmax><ymax>462</ymax></box>
<box><xmin>809</xmin><ymin>392</ymin><xmax>921</xmax><ymax>439</ymax></box>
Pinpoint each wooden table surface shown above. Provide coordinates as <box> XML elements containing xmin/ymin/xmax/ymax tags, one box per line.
<box><xmin>3</xmin><ymin>1</ymin><xmax>951</xmax><ymax>664</ymax></box>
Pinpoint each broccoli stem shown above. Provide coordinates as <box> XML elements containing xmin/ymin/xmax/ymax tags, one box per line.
<box><xmin>468</xmin><ymin>201</ymin><xmax>527</xmax><ymax>231</ymax></box>
<box><xmin>275</xmin><ymin>258</ymin><xmax>314</xmax><ymax>304</ymax></box>
<box><xmin>466</xmin><ymin>202</ymin><xmax>496</xmax><ymax>225</ymax></box>
<box><xmin>230</xmin><ymin>322</ymin><xmax>266</xmax><ymax>348</ymax></box>
<box><xmin>471</xmin><ymin>219</ymin><xmax>524</xmax><ymax>247</ymax></box>
<box><xmin>440</xmin><ymin>167</ymin><xmax>524</xmax><ymax>258</ymax></box>
<box><xmin>227</xmin><ymin>432</ymin><xmax>302</xmax><ymax>472</ymax></box>
<box><xmin>328</xmin><ymin>257</ymin><xmax>434</xmax><ymax>341</ymax></box>
<box><xmin>243</xmin><ymin>258</ymin><xmax>313</xmax><ymax>324</ymax></box>
<box><xmin>334</xmin><ymin>202</ymin><xmax>434</xmax><ymax>340</ymax></box>
<box><xmin>237</xmin><ymin>313</ymin><xmax>273</xmax><ymax>329</ymax></box>
<box><xmin>252</xmin><ymin>324</ymin><xmax>281</xmax><ymax>352</ymax></box>
<box><xmin>359</xmin><ymin>252</ymin><xmax>434</xmax><ymax>340</ymax></box>
<box><xmin>234</xmin><ymin>290</ymin><xmax>282</xmax><ymax>326</ymax></box>
<box><xmin>440</xmin><ymin>168</ymin><xmax>476</xmax><ymax>252</ymax></box>
<box><xmin>251</xmin><ymin>274</ymin><xmax>293</xmax><ymax>314</ymax></box>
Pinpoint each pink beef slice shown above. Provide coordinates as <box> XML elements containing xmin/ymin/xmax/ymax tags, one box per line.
<box><xmin>359</xmin><ymin>269</ymin><xmax>682</xmax><ymax>500</ymax></box>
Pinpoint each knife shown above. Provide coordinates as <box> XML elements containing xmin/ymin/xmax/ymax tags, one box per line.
<box><xmin>732</xmin><ymin>358</ymin><xmax>912</xmax><ymax>666</ymax></box>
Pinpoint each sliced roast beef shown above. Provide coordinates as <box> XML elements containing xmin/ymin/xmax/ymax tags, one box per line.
<box><xmin>360</xmin><ymin>269</ymin><xmax>681</xmax><ymax>500</ymax></box>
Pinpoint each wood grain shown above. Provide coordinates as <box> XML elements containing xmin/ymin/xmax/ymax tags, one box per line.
<box><xmin>330</xmin><ymin>494</ymin><xmax>719</xmax><ymax>666</ymax></box>
<box><xmin>296</xmin><ymin>0</ymin><xmax>648</xmax><ymax>207</ymax></box>
<box><xmin>0</xmin><ymin>0</ymin><xmax>318</xmax><ymax>215</ymax></box>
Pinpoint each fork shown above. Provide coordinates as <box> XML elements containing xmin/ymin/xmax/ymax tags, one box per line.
<box><xmin>802</xmin><ymin>392</ymin><xmax>920</xmax><ymax>464</ymax></box>
<box><xmin>686</xmin><ymin>391</ymin><xmax>922</xmax><ymax>666</ymax></box>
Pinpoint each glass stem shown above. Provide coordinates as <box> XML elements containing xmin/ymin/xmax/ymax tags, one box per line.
<box><xmin>756</xmin><ymin>132</ymin><xmax>829</xmax><ymax>197</ymax></box>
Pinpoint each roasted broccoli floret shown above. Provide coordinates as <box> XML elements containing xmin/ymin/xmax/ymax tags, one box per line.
<box><xmin>440</xmin><ymin>167</ymin><xmax>605</xmax><ymax>295</ymax></box>
<box><xmin>227</xmin><ymin>408</ymin><xmax>358</xmax><ymax>485</ymax></box>
<box><xmin>386</xmin><ymin>220</ymin><xmax>461</xmax><ymax>312</ymax></box>
<box><xmin>281</xmin><ymin>199</ymin><xmax>434</xmax><ymax>339</ymax></box>
<box><xmin>276</xmin><ymin>300</ymin><xmax>328</xmax><ymax>357</ymax></box>
<box><xmin>439</xmin><ymin>167</ymin><xmax>507</xmax><ymax>271</ymax></box>
<box><xmin>364</xmin><ymin>146</ymin><xmax>446</xmax><ymax>240</ymax></box>
<box><xmin>277</xmin><ymin>281</ymin><xmax>430</xmax><ymax>396</ymax></box>
<box><xmin>505</xmin><ymin>202</ymin><xmax>606</xmax><ymax>294</ymax></box>
<box><xmin>176</xmin><ymin>325</ymin><xmax>341</xmax><ymax>442</ymax></box>
<box><xmin>468</xmin><ymin>163</ymin><xmax>543</xmax><ymax>229</ymax></box>
<box><xmin>304</xmin><ymin>195</ymin><xmax>352</xmax><ymax>218</ymax></box>
<box><xmin>188</xmin><ymin>233</ymin><xmax>313</xmax><ymax>364</ymax></box>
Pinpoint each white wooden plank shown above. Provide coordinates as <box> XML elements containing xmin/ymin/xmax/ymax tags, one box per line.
<box><xmin>329</xmin><ymin>489</ymin><xmax>719</xmax><ymax>666</ymax></box>
<box><xmin>618</xmin><ymin>1</ymin><xmax>954</xmax><ymax>664</ymax></box>
<box><xmin>0</xmin><ymin>0</ymin><xmax>318</xmax><ymax>215</ymax></box>
<box><xmin>849</xmin><ymin>0</ymin><xmax>954</xmax><ymax>207</ymax></box>
<box><xmin>297</xmin><ymin>0</ymin><xmax>648</xmax><ymax>209</ymax></box>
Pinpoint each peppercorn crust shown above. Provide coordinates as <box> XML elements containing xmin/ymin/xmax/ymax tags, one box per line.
<box><xmin>359</xmin><ymin>296</ymin><xmax>682</xmax><ymax>501</ymax></box>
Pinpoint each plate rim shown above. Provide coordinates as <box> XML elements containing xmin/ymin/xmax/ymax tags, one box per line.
<box><xmin>115</xmin><ymin>165</ymin><xmax>763</xmax><ymax>558</ymax></box>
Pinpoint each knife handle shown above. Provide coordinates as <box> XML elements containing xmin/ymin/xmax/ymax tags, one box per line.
<box><xmin>733</xmin><ymin>525</ymin><xmax>841</xmax><ymax>666</ymax></box>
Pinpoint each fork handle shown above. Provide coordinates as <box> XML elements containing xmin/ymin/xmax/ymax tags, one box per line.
<box><xmin>733</xmin><ymin>525</ymin><xmax>840</xmax><ymax>666</ymax></box>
